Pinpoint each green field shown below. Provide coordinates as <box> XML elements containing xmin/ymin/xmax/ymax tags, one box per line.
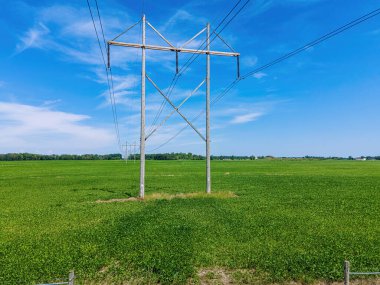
<box><xmin>1</xmin><ymin>160</ymin><xmax>380</xmax><ymax>284</ymax></box>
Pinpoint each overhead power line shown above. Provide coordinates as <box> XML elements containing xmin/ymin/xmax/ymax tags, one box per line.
<box><xmin>86</xmin><ymin>0</ymin><xmax>122</xmax><ymax>151</ymax></box>
<box><xmin>94</xmin><ymin>0</ymin><xmax>107</xmax><ymax>49</ymax></box>
<box><xmin>149</xmin><ymin>6</ymin><xmax>380</xmax><ymax>152</ymax></box>
<box><xmin>241</xmin><ymin>7</ymin><xmax>380</xmax><ymax>80</ymax></box>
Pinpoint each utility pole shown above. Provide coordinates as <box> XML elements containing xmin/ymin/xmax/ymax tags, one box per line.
<box><xmin>140</xmin><ymin>15</ymin><xmax>146</xmax><ymax>198</ymax></box>
<box><xmin>123</xmin><ymin>141</ymin><xmax>138</xmax><ymax>163</ymax></box>
<box><xmin>108</xmin><ymin>15</ymin><xmax>239</xmax><ymax>198</ymax></box>
<box><xmin>206</xmin><ymin>23</ymin><xmax>211</xmax><ymax>194</ymax></box>
<box><xmin>133</xmin><ymin>141</ymin><xmax>137</xmax><ymax>163</ymax></box>
<box><xmin>123</xmin><ymin>140</ymin><xmax>128</xmax><ymax>163</ymax></box>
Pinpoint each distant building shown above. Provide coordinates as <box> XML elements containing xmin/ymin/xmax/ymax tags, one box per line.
<box><xmin>355</xmin><ymin>157</ymin><xmax>367</xmax><ymax>161</ymax></box>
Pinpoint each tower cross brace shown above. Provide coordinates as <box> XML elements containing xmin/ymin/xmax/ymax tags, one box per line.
<box><xmin>108</xmin><ymin>15</ymin><xmax>240</xmax><ymax>198</ymax></box>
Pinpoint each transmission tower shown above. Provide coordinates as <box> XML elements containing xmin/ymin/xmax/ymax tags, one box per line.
<box><xmin>108</xmin><ymin>15</ymin><xmax>240</xmax><ymax>198</ymax></box>
<box><xmin>123</xmin><ymin>141</ymin><xmax>137</xmax><ymax>164</ymax></box>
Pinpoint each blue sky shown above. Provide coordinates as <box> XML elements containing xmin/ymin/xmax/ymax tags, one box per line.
<box><xmin>0</xmin><ymin>0</ymin><xmax>379</xmax><ymax>156</ymax></box>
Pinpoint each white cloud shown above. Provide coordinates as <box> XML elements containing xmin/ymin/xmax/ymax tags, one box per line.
<box><xmin>14</xmin><ymin>4</ymin><xmax>140</xmax><ymax>66</ymax></box>
<box><xmin>95</xmin><ymin>69</ymin><xmax>140</xmax><ymax>109</ymax></box>
<box><xmin>15</xmin><ymin>23</ymin><xmax>50</xmax><ymax>54</ymax></box>
<box><xmin>0</xmin><ymin>102</ymin><xmax>115</xmax><ymax>154</ymax></box>
<box><xmin>12</xmin><ymin>3</ymin><xmax>234</xmax><ymax>143</ymax></box>
<box><xmin>213</xmin><ymin>100</ymin><xmax>286</xmax><ymax>126</ymax></box>
<box><xmin>160</xmin><ymin>10</ymin><xmax>206</xmax><ymax>32</ymax></box>
<box><xmin>230</xmin><ymin>112</ymin><xmax>263</xmax><ymax>124</ymax></box>
<box><xmin>42</xmin><ymin>99</ymin><xmax>62</xmax><ymax>106</ymax></box>
<box><xmin>252</xmin><ymin>72</ymin><xmax>267</xmax><ymax>79</ymax></box>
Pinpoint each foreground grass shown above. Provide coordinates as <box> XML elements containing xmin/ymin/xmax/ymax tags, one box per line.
<box><xmin>0</xmin><ymin>160</ymin><xmax>380</xmax><ymax>284</ymax></box>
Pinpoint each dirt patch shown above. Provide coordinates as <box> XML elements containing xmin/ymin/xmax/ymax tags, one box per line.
<box><xmin>146</xmin><ymin>192</ymin><xmax>237</xmax><ymax>200</ymax></box>
<box><xmin>195</xmin><ymin>268</ymin><xmax>380</xmax><ymax>285</ymax></box>
<box><xmin>95</xmin><ymin>192</ymin><xmax>237</xmax><ymax>203</ymax></box>
<box><xmin>95</xmin><ymin>197</ymin><xmax>139</xmax><ymax>203</ymax></box>
<box><xmin>198</xmin><ymin>268</ymin><xmax>234</xmax><ymax>284</ymax></box>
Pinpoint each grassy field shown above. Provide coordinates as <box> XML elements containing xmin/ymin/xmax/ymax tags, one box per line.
<box><xmin>0</xmin><ymin>159</ymin><xmax>380</xmax><ymax>284</ymax></box>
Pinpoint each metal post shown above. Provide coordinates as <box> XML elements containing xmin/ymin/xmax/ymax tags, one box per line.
<box><xmin>344</xmin><ymin>260</ymin><xmax>350</xmax><ymax>285</ymax></box>
<box><xmin>206</xmin><ymin>23</ymin><xmax>211</xmax><ymax>194</ymax></box>
<box><xmin>140</xmin><ymin>15</ymin><xmax>146</xmax><ymax>198</ymax></box>
<box><xmin>125</xmin><ymin>140</ymin><xmax>128</xmax><ymax>163</ymax></box>
<box><xmin>134</xmin><ymin>141</ymin><xmax>136</xmax><ymax>164</ymax></box>
<box><xmin>68</xmin><ymin>270</ymin><xmax>75</xmax><ymax>285</ymax></box>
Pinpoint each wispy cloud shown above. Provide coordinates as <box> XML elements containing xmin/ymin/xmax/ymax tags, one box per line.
<box><xmin>93</xmin><ymin>68</ymin><xmax>140</xmax><ymax>109</ymax></box>
<box><xmin>14</xmin><ymin>4</ymin><xmax>139</xmax><ymax>65</ymax></box>
<box><xmin>11</xmin><ymin>2</ymin><xmax>267</xmax><ymax>154</ymax></box>
<box><xmin>13</xmin><ymin>3</ymin><xmax>181</xmax><ymax>111</ymax></box>
<box><xmin>160</xmin><ymin>10</ymin><xmax>206</xmax><ymax>32</ymax></box>
<box><xmin>0</xmin><ymin>102</ymin><xmax>115</xmax><ymax>154</ymax></box>
<box><xmin>213</xmin><ymin>99</ymin><xmax>287</xmax><ymax>126</ymax></box>
<box><xmin>230</xmin><ymin>112</ymin><xmax>263</xmax><ymax>124</ymax></box>
<box><xmin>0</xmin><ymin>81</ymin><xmax>5</xmax><ymax>88</ymax></box>
<box><xmin>15</xmin><ymin>23</ymin><xmax>50</xmax><ymax>54</ymax></box>
<box><xmin>42</xmin><ymin>99</ymin><xmax>62</xmax><ymax>107</ymax></box>
<box><xmin>252</xmin><ymin>72</ymin><xmax>267</xmax><ymax>79</ymax></box>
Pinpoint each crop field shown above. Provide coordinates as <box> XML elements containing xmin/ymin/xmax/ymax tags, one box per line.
<box><xmin>1</xmin><ymin>159</ymin><xmax>380</xmax><ymax>284</ymax></box>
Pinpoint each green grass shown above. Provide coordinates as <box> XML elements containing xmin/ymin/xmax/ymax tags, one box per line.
<box><xmin>0</xmin><ymin>160</ymin><xmax>380</xmax><ymax>284</ymax></box>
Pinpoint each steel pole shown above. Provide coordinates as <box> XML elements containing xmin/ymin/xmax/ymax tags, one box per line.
<box><xmin>126</xmin><ymin>140</ymin><xmax>128</xmax><ymax>163</ymax></box>
<box><xmin>206</xmin><ymin>23</ymin><xmax>211</xmax><ymax>194</ymax></box>
<box><xmin>344</xmin><ymin>261</ymin><xmax>350</xmax><ymax>285</ymax></box>
<box><xmin>140</xmin><ymin>15</ymin><xmax>146</xmax><ymax>198</ymax></box>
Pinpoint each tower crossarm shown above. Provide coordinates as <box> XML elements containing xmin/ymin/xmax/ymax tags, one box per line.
<box><xmin>108</xmin><ymin>41</ymin><xmax>240</xmax><ymax>57</ymax></box>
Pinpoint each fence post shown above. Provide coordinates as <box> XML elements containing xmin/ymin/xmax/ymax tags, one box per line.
<box><xmin>344</xmin><ymin>261</ymin><xmax>350</xmax><ymax>285</ymax></box>
<box><xmin>69</xmin><ymin>270</ymin><xmax>75</xmax><ymax>285</ymax></box>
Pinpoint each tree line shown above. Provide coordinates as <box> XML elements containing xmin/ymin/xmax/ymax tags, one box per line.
<box><xmin>0</xmin><ymin>153</ymin><xmax>122</xmax><ymax>161</ymax></box>
<box><xmin>1</xmin><ymin>152</ymin><xmax>379</xmax><ymax>161</ymax></box>
<box><xmin>129</xmin><ymin>153</ymin><xmax>258</xmax><ymax>160</ymax></box>
<box><xmin>0</xmin><ymin>152</ymin><xmax>256</xmax><ymax>161</ymax></box>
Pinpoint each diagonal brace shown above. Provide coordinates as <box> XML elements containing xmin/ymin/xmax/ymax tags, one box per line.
<box><xmin>180</xmin><ymin>27</ymin><xmax>207</xmax><ymax>49</ymax></box>
<box><xmin>146</xmin><ymin>79</ymin><xmax>205</xmax><ymax>140</ymax></box>
<box><xmin>146</xmin><ymin>74</ymin><xmax>206</xmax><ymax>142</ymax></box>
<box><xmin>146</xmin><ymin>21</ymin><xmax>175</xmax><ymax>48</ymax></box>
<box><xmin>111</xmin><ymin>19</ymin><xmax>142</xmax><ymax>41</ymax></box>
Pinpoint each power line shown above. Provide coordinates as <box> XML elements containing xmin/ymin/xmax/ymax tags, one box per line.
<box><xmin>148</xmin><ymin>6</ymin><xmax>380</xmax><ymax>152</ymax></box>
<box><xmin>94</xmin><ymin>0</ymin><xmax>122</xmax><ymax>149</ymax></box>
<box><xmin>86</xmin><ymin>0</ymin><xmax>122</xmax><ymax>151</ymax></box>
<box><xmin>94</xmin><ymin>0</ymin><xmax>107</xmax><ymax>49</ymax></box>
<box><xmin>214</xmin><ymin>30</ymin><xmax>236</xmax><ymax>52</ymax></box>
<box><xmin>213</xmin><ymin>6</ymin><xmax>380</xmax><ymax>105</ymax></box>
<box><xmin>240</xmin><ymin>7</ymin><xmax>380</xmax><ymax>80</ymax></box>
